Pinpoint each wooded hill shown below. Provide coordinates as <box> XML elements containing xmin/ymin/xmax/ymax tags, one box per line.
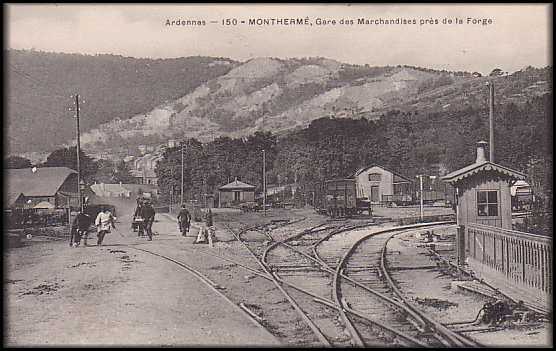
<box><xmin>6</xmin><ymin>49</ymin><xmax>238</xmax><ymax>154</ymax></box>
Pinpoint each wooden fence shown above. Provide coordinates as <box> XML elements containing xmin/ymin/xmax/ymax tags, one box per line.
<box><xmin>465</xmin><ymin>223</ymin><xmax>552</xmax><ymax>312</ymax></box>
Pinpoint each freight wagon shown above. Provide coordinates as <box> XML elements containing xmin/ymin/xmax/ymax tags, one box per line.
<box><xmin>315</xmin><ymin>179</ymin><xmax>369</xmax><ymax>218</ymax></box>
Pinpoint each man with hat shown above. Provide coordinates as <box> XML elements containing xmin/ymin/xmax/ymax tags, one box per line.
<box><xmin>177</xmin><ymin>204</ymin><xmax>191</xmax><ymax>236</ymax></box>
<box><xmin>140</xmin><ymin>200</ymin><xmax>156</xmax><ymax>241</ymax></box>
<box><xmin>70</xmin><ymin>206</ymin><xmax>92</xmax><ymax>247</ymax></box>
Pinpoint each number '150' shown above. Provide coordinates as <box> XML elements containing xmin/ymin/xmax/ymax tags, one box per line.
<box><xmin>222</xmin><ymin>19</ymin><xmax>238</xmax><ymax>25</ymax></box>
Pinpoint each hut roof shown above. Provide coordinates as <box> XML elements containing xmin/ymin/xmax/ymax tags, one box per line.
<box><xmin>219</xmin><ymin>179</ymin><xmax>256</xmax><ymax>191</ymax></box>
<box><xmin>442</xmin><ymin>161</ymin><xmax>525</xmax><ymax>184</ymax></box>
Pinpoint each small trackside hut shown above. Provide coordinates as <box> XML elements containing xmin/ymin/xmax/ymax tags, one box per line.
<box><xmin>442</xmin><ymin>142</ymin><xmax>551</xmax><ymax>311</ymax></box>
<box><xmin>442</xmin><ymin>141</ymin><xmax>525</xmax><ymax>230</ymax></box>
<box><xmin>218</xmin><ymin>178</ymin><xmax>256</xmax><ymax>208</ymax></box>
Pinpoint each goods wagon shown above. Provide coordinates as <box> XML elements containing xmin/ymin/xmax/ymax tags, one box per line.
<box><xmin>315</xmin><ymin>179</ymin><xmax>363</xmax><ymax>218</ymax></box>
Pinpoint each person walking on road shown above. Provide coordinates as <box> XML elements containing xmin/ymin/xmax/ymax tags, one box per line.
<box><xmin>141</xmin><ymin>201</ymin><xmax>156</xmax><ymax>241</ymax></box>
<box><xmin>177</xmin><ymin>204</ymin><xmax>191</xmax><ymax>236</ymax></box>
<box><xmin>133</xmin><ymin>199</ymin><xmax>144</xmax><ymax>236</ymax></box>
<box><xmin>195</xmin><ymin>208</ymin><xmax>215</xmax><ymax>246</ymax></box>
<box><xmin>70</xmin><ymin>208</ymin><xmax>92</xmax><ymax>247</ymax></box>
<box><xmin>95</xmin><ymin>208</ymin><xmax>115</xmax><ymax>246</ymax></box>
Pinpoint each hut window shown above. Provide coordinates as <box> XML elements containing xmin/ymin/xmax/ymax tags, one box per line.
<box><xmin>368</xmin><ymin>173</ymin><xmax>382</xmax><ymax>182</ymax></box>
<box><xmin>477</xmin><ymin>190</ymin><xmax>499</xmax><ymax>217</ymax></box>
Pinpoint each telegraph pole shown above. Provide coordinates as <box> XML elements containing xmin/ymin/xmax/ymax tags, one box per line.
<box><xmin>181</xmin><ymin>141</ymin><xmax>184</xmax><ymax>205</ymax></box>
<box><xmin>263</xmin><ymin>149</ymin><xmax>266</xmax><ymax>217</ymax></box>
<box><xmin>74</xmin><ymin>94</ymin><xmax>82</xmax><ymax>212</ymax></box>
<box><xmin>487</xmin><ymin>81</ymin><xmax>495</xmax><ymax>163</ymax></box>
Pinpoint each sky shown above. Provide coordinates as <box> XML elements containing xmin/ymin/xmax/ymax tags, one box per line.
<box><xmin>6</xmin><ymin>3</ymin><xmax>552</xmax><ymax>74</ymax></box>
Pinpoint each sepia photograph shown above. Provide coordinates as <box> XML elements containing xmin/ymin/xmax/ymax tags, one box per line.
<box><xmin>3</xmin><ymin>3</ymin><xmax>553</xmax><ymax>347</ymax></box>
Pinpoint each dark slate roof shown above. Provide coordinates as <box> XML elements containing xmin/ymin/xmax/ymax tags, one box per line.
<box><xmin>5</xmin><ymin>167</ymin><xmax>77</xmax><ymax>197</ymax></box>
<box><xmin>353</xmin><ymin>164</ymin><xmax>412</xmax><ymax>183</ymax></box>
<box><xmin>442</xmin><ymin>161</ymin><xmax>526</xmax><ymax>184</ymax></box>
<box><xmin>219</xmin><ymin>179</ymin><xmax>256</xmax><ymax>191</ymax></box>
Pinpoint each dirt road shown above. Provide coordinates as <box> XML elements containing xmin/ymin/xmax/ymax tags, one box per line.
<box><xmin>3</xmin><ymin>213</ymin><xmax>279</xmax><ymax>346</ymax></box>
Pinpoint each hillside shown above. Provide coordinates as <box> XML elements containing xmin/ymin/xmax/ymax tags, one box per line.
<box><xmin>6</xmin><ymin>49</ymin><xmax>238</xmax><ymax>154</ymax></box>
<box><xmin>6</xmin><ymin>50</ymin><xmax>551</xmax><ymax>158</ymax></box>
<box><xmin>75</xmin><ymin>58</ymin><xmax>478</xmax><ymax>153</ymax></box>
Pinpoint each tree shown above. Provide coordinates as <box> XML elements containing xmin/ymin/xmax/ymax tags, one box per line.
<box><xmin>489</xmin><ymin>68</ymin><xmax>504</xmax><ymax>77</ymax></box>
<box><xmin>5</xmin><ymin>155</ymin><xmax>32</xmax><ymax>169</ymax></box>
<box><xmin>42</xmin><ymin>146</ymin><xmax>99</xmax><ymax>183</ymax></box>
<box><xmin>524</xmin><ymin>156</ymin><xmax>552</xmax><ymax>236</ymax></box>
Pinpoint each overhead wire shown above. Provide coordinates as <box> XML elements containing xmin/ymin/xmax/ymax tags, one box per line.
<box><xmin>8</xmin><ymin>99</ymin><xmax>67</xmax><ymax>117</ymax></box>
<box><xmin>8</xmin><ymin>63</ymin><xmax>74</xmax><ymax>100</ymax></box>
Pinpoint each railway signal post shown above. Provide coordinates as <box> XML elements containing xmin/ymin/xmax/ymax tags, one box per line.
<box><xmin>416</xmin><ymin>174</ymin><xmax>429</xmax><ymax>222</ymax></box>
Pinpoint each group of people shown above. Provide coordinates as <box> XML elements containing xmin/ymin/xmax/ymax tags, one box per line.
<box><xmin>70</xmin><ymin>198</ymin><xmax>216</xmax><ymax>247</ymax></box>
<box><xmin>133</xmin><ymin>198</ymin><xmax>156</xmax><ymax>240</ymax></box>
<box><xmin>70</xmin><ymin>206</ymin><xmax>115</xmax><ymax>247</ymax></box>
<box><xmin>177</xmin><ymin>204</ymin><xmax>215</xmax><ymax>245</ymax></box>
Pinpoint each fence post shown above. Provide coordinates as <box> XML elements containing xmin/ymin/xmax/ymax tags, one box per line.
<box><xmin>522</xmin><ymin>241</ymin><xmax>526</xmax><ymax>284</ymax></box>
<box><xmin>457</xmin><ymin>225</ymin><xmax>466</xmax><ymax>267</ymax></box>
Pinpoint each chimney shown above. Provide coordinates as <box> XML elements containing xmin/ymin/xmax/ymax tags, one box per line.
<box><xmin>476</xmin><ymin>141</ymin><xmax>488</xmax><ymax>163</ymax></box>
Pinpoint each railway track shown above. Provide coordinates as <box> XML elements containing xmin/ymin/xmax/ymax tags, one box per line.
<box><xmin>254</xmin><ymin>220</ymin><xmax>482</xmax><ymax>347</ymax></box>
<box><xmin>117</xmin><ymin>216</ymin><xmax>482</xmax><ymax>347</ymax></box>
<box><xmin>115</xmin><ymin>243</ymin><xmax>281</xmax><ymax>344</ymax></box>
<box><xmin>334</xmin><ymin>224</ymin><xmax>482</xmax><ymax>347</ymax></box>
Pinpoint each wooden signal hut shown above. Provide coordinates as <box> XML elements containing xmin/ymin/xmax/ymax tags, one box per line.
<box><xmin>442</xmin><ymin>141</ymin><xmax>526</xmax><ymax>230</ymax></box>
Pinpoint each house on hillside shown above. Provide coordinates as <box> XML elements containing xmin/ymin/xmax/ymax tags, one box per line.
<box><xmin>218</xmin><ymin>179</ymin><xmax>256</xmax><ymax>208</ymax></box>
<box><xmin>353</xmin><ymin>165</ymin><xmax>413</xmax><ymax>205</ymax></box>
<box><xmin>5</xmin><ymin>167</ymin><xmax>82</xmax><ymax>209</ymax></box>
<box><xmin>130</xmin><ymin>153</ymin><xmax>162</xmax><ymax>185</ymax></box>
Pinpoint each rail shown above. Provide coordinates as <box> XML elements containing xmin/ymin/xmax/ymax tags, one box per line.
<box><xmin>465</xmin><ymin>223</ymin><xmax>552</xmax><ymax>310</ymax></box>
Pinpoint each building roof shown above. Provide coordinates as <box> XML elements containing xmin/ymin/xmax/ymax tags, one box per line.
<box><xmin>353</xmin><ymin>164</ymin><xmax>412</xmax><ymax>183</ymax></box>
<box><xmin>442</xmin><ymin>161</ymin><xmax>526</xmax><ymax>184</ymax></box>
<box><xmin>5</xmin><ymin>167</ymin><xmax>77</xmax><ymax>197</ymax></box>
<box><xmin>5</xmin><ymin>192</ymin><xmax>24</xmax><ymax>208</ymax></box>
<box><xmin>219</xmin><ymin>179</ymin><xmax>256</xmax><ymax>191</ymax></box>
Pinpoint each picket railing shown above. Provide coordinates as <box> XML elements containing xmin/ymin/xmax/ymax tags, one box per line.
<box><xmin>465</xmin><ymin>223</ymin><xmax>552</xmax><ymax>306</ymax></box>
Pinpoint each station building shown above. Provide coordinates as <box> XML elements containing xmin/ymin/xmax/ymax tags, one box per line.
<box><xmin>353</xmin><ymin>165</ymin><xmax>413</xmax><ymax>204</ymax></box>
<box><xmin>218</xmin><ymin>179</ymin><xmax>256</xmax><ymax>208</ymax></box>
